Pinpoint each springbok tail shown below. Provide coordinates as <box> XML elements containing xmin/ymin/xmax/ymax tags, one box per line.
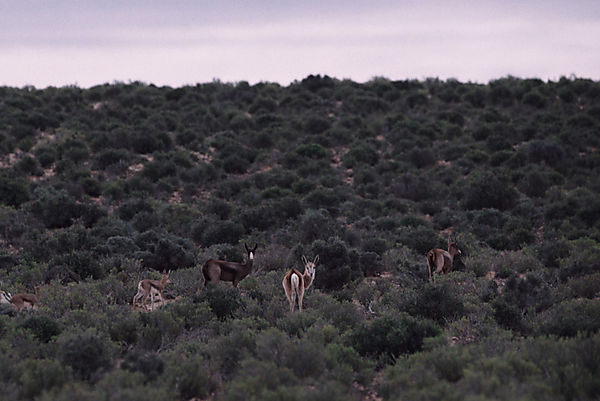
<box><xmin>291</xmin><ymin>273</ymin><xmax>300</xmax><ymax>296</ymax></box>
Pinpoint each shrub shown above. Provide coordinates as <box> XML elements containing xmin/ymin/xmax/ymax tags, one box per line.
<box><xmin>165</xmin><ymin>357</ymin><xmax>216</xmax><ymax>400</ymax></box>
<box><xmin>462</xmin><ymin>170</ymin><xmax>518</xmax><ymax>211</ymax></box>
<box><xmin>51</xmin><ymin>250</ymin><xmax>105</xmax><ymax>280</ymax></box>
<box><xmin>121</xmin><ymin>351</ymin><xmax>164</xmax><ymax>383</ymax></box>
<box><xmin>536</xmin><ymin>299</ymin><xmax>600</xmax><ymax>337</ymax></box>
<box><xmin>310</xmin><ymin>237</ymin><xmax>359</xmax><ymax>290</ymax></box>
<box><xmin>305</xmin><ymin>116</ymin><xmax>332</xmax><ymax>134</ymax></box>
<box><xmin>19</xmin><ymin>359</ymin><xmax>69</xmax><ymax>399</ymax></box>
<box><xmin>413</xmin><ymin>281</ymin><xmax>466</xmax><ymax>323</ymax></box>
<box><xmin>0</xmin><ymin>176</ymin><xmax>30</xmax><ymax>207</ymax></box>
<box><xmin>396</xmin><ymin>226</ymin><xmax>440</xmax><ymax>255</ymax></box>
<box><xmin>19</xmin><ymin>315</ymin><xmax>62</xmax><ymax>343</ymax></box>
<box><xmin>343</xmin><ymin>144</ymin><xmax>379</xmax><ymax>167</ymax></box>
<box><xmin>27</xmin><ymin>187</ymin><xmax>82</xmax><ymax>229</ymax></box>
<box><xmin>200</xmin><ymin>220</ymin><xmax>245</xmax><ymax>247</ymax></box>
<box><xmin>57</xmin><ymin>328</ymin><xmax>115</xmax><ymax>381</ymax></box>
<box><xmin>350</xmin><ymin>313</ymin><xmax>439</xmax><ymax>363</ymax></box>
<box><xmin>283</xmin><ymin>338</ymin><xmax>326</xmax><ymax>379</ymax></box>
<box><xmin>558</xmin><ymin>238</ymin><xmax>600</xmax><ymax>281</ymax></box>
<box><xmin>194</xmin><ymin>285</ymin><xmax>243</xmax><ymax>320</ymax></box>
<box><xmin>222</xmin><ymin>154</ymin><xmax>250</xmax><ymax>174</ymax></box>
<box><xmin>492</xmin><ymin>298</ymin><xmax>524</xmax><ymax>332</ymax></box>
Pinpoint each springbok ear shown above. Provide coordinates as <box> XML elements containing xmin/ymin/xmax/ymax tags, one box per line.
<box><xmin>252</xmin><ymin>243</ymin><xmax>258</xmax><ymax>252</ymax></box>
<box><xmin>302</xmin><ymin>255</ymin><xmax>308</xmax><ymax>265</ymax></box>
<box><xmin>245</xmin><ymin>243</ymin><xmax>250</xmax><ymax>252</ymax></box>
<box><xmin>314</xmin><ymin>255</ymin><xmax>319</xmax><ymax>265</ymax></box>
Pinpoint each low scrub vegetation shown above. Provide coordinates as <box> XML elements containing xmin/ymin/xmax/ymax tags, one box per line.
<box><xmin>0</xmin><ymin>76</ymin><xmax>599</xmax><ymax>400</ymax></box>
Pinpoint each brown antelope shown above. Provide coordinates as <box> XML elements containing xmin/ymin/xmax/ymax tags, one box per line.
<box><xmin>427</xmin><ymin>237</ymin><xmax>462</xmax><ymax>282</ymax></box>
<box><xmin>132</xmin><ymin>271</ymin><xmax>171</xmax><ymax>311</ymax></box>
<box><xmin>202</xmin><ymin>243</ymin><xmax>258</xmax><ymax>287</ymax></box>
<box><xmin>282</xmin><ymin>255</ymin><xmax>318</xmax><ymax>312</ymax></box>
<box><xmin>10</xmin><ymin>286</ymin><xmax>42</xmax><ymax>311</ymax></box>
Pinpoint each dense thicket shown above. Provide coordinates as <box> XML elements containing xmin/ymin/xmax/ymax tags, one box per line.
<box><xmin>0</xmin><ymin>76</ymin><xmax>599</xmax><ymax>400</ymax></box>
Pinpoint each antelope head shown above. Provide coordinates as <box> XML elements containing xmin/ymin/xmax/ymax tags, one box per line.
<box><xmin>447</xmin><ymin>236</ymin><xmax>462</xmax><ymax>257</ymax></box>
<box><xmin>245</xmin><ymin>243</ymin><xmax>258</xmax><ymax>263</ymax></box>
<box><xmin>301</xmin><ymin>254</ymin><xmax>318</xmax><ymax>284</ymax></box>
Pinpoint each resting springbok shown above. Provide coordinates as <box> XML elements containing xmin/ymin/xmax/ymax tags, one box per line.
<box><xmin>427</xmin><ymin>238</ymin><xmax>462</xmax><ymax>282</ymax></box>
<box><xmin>282</xmin><ymin>255</ymin><xmax>318</xmax><ymax>312</ymax></box>
<box><xmin>132</xmin><ymin>271</ymin><xmax>171</xmax><ymax>311</ymax></box>
<box><xmin>202</xmin><ymin>243</ymin><xmax>258</xmax><ymax>287</ymax></box>
<box><xmin>10</xmin><ymin>286</ymin><xmax>42</xmax><ymax>311</ymax></box>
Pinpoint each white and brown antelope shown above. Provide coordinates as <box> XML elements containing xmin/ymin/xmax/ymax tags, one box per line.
<box><xmin>426</xmin><ymin>237</ymin><xmax>462</xmax><ymax>282</ymax></box>
<box><xmin>132</xmin><ymin>271</ymin><xmax>171</xmax><ymax>311</ymax></box>
<box><xmin>9</xmin><ymin>286</ymin><xmax>42</xmax><ymax>311</ymax></box>
<box><xmin>202</xmin><ymin>243</ymin><xmax>257</xmax><ymax>287</ymax></box>
<box><xmin>282</xmin><ymin>255</ymin><xmax>318</xmax><ymax>312</ymax></box>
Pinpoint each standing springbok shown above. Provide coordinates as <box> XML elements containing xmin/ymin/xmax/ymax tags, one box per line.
<box><xmin>202</xmin><ymin>243</ymin><xmax>258</xmax><ymax>287</ymax></box>
<box><xmin>10</xmin><ymin>286</ymin><xmax>42</xmax><ymax>311</ymax></box>
<box><xmin>427</xmin><ymin>237</ymin><xmax>462</xmax><ymax>282</ymax></box>
<box><xmin>132</xmin><ymin>271</ymin><xmax>171</xmax><ymax>311</ymax></box>
<box><xmin>282</xmin><ymin>255</ymin><xmax>318</xmax><ymax>312</ymax></box>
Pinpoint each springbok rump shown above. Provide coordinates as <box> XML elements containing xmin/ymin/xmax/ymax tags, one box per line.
<box><xmin>9</xmin><ymin>286</ymin><xmax>42</xmax><ymax>311</ymax></box>
<box><xmin>132</xmin><ymin>271</ymin><xmax>171</xmax><ymax>311</ymax></box>
<box><xmin>202</xmin><ymin>243</ymin><xmax>257</xmax><ymax>287</ymax></box>
<box><xmin>1</xmin><ymin>290</ymin><xmax>12</xmax><ymax>305</ymax></box>
<box><xmin>426</xmin><ymin>237</ymin><xmax>462</xmax><ymax>282</ymax></box>
<box><xmin>282</xmin><ymin>255</ymin><xmax>318</xmax><ymax>312</ymax></box>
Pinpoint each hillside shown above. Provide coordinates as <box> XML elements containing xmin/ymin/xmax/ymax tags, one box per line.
<box><xmin>0</xmin><ymin>76</ymin><xmax>599</xmax><ymax>400</ymax></box>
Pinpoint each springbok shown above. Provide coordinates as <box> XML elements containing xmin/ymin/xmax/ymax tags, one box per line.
<box><xmin>132</xmin><ymin>271</ymin><xmax>171</xmax><ymax>311</ymax></box>
<box><xmin>282</xmin><ymin>255</ymin><xmax>318</xmax><ymax>312</ymax></box>
<box><xmin>427</xmin><ymin>237</ymin><xmax>462</xmax><ymax>282</ymax></box>
<box><xmin>202</xmin><ymin>243</ymin><xmax>257</xmax><ymax>287</ymax></box>
<box><xmin>10</xmin><ymin>286</ymin><xmax>42</xmax><ymax>311</ymax></box>
<box><xmin>1</xmin><ymin>290</ymin><xmax>12</xmax><ymax>305</ymax></box>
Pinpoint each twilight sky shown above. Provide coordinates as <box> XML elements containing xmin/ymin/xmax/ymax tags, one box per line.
<box><xmin>1</xmin><ymin>0</ymin><xmax>599</xmax><ymax>88</ymax></box>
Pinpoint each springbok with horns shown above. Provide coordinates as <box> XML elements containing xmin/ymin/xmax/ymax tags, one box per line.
<box><xmin>202</xmin><ymin>243</ymin><xmax>258</xmax><ymax>287</ymax></box>
<box><xmin>10</xmin><ymin>286</ymin><xmax>42</xmax><ymax>311</ymax></box>
<box><xmin>282</xmin><ymin>255</ymin><xmax>318</xmax><ymax>312</ymax></box>
<box><xmin>132</xmin><ymin>271</ymin><xmax>171</xmax><ymax>311</ymax></box>
<box><xmin>426</xmin><ymin>237</ymin><xmax>462</xmax><ymax>282</ymax></box>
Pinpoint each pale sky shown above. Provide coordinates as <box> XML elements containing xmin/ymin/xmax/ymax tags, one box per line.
<box><xmin>1</xmin><ymin>0</ymin><xmax>599</xmax><ymax>88</ymax></box>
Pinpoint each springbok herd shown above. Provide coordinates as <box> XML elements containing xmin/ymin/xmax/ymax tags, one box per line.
<box><xmin>1</xmin><ymin>239</ymin><xmax>462</xmax><ymax>313</ymax></box>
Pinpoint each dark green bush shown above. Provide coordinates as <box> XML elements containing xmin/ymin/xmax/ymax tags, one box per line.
<box><xmin>19</xmin><ymin>359</ymin><xmax>69</xmax><ymax>399</ymax></box>
<box><xmin>57</xmin><ymin>328</ymin><xmax>115</xmax><ymax>381</ymax></box>
<box><xmin>462</xmin><ymin>170</ymin><xmax>518</xmax><ymax>211</ymax></box>
<box><xmin>195</xmin><ymin>285</ymin><xmax>243</xmax><ymax>320</ymax></box>
<box><xmin>536</xmin><ymin>299</ymin><xmax>600</xmax><ymax>337</ymax></box>
<box><xmin>351</xmin><ymin>313</ymin><xmax>439</xmax><ymax>362</ymax></box>
<box><xmin>19</xmin><ymin>315</ymin><xmax>62</xmax><ymax>343</ymax></box>
<box><xmin>0</xmin><ymin>176</ymin><xmax>30</xmax><ymax>207</ymax></box>
<box><xmin>413</xmin><ymin>281</ymin><xmax>466</xmax><ymax>323</ymax></box>
<box><xmin>343</xmin><ymin>144</ymin><xmax>379</xmax><ymax>167</ymax></box>
<box><xmin>200</xmin><ymin>220</ymin><xmax>245</xmax><ymax>247</ymax></box>
<box><xmin>121</xmin><ymin>351</ymin><xmax>164</xmax><ymax>382</ymax></box>
<box><xmin>310</xmin><ymin>237</ymin><xmax>358</xmax><ymax>291</ymax></box>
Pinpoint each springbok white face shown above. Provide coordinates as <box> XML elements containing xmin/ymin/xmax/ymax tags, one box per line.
<box><xmin>245</xmin><ymin>243</ymin><xmax>258</xmax><ymax>261</ymax></box>
<box><xmin>302</xmin><ymin>255</ymin><xmax>319</xmax><ymax>280</ymax></box>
